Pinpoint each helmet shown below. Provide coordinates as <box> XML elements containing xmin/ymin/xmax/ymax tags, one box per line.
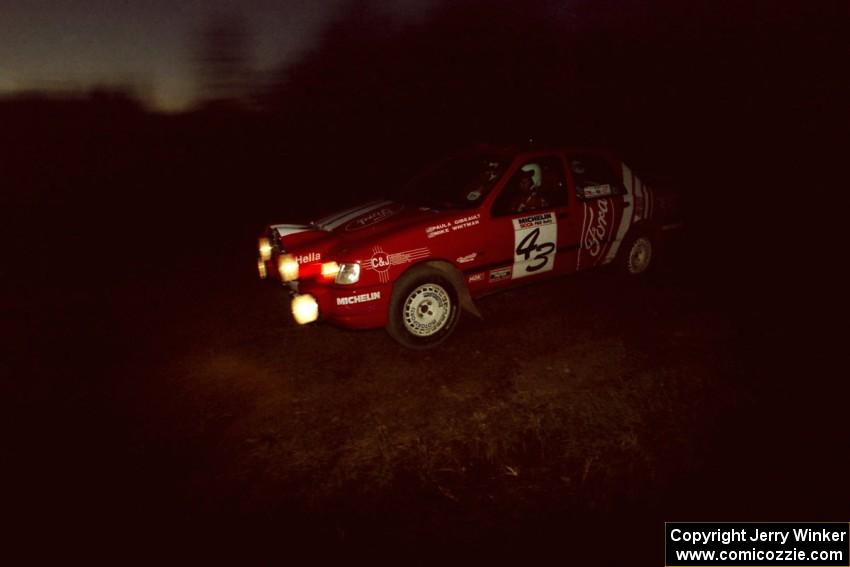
<box><xmin>521</xmin><ymin>163</ymin><xmax>542</xmax><ymax>189</ymax></box>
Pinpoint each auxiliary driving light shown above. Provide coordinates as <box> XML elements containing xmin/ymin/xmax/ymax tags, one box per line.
<box><xmin>291</xmin><ymin>294</ymin><xmax>318</xmax><ymax>324</ymax></box>
<box><xmin>258</xmin><ymin>237</ymin><xmax>272</xmax><ymax>262</ymax></box>
<box><xmin>257</xmin><ymin>259</ymin><xmax>267</xmax><ymax>279</ymax></box>
<box><xmin>321</xmin><ymin>261</ymin><xmax>340</xmax><ymax>280</ymax></box>
<box><xmin>278</xmin><ymin>254</ymin><xmax>299</xmax><ymax>282</ymax></box>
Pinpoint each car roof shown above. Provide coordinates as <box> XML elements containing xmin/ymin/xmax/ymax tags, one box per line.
<box><xmin>466</xmin><ymin>143</ymin><xmax>620</xmax><ymax>162</ymax></box>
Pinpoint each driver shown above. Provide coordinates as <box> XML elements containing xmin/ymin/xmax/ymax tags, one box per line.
<box><xmin>510</xmin><ymin>163</ymin><xmax>548</xmax><ymax>213</ymax></box>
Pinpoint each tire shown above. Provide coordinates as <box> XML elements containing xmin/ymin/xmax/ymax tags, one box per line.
<box><xmin>386</xmin><ymin>265</ymin><xmax>461</xmax><ymax>349</ymax></box>
<box><xmin>617</xmin><ymin>231</ymin><xmax>654</xmax><ymax>276</ymax></box>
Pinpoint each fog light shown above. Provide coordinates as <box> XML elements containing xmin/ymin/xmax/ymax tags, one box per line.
<box><xmin>258</xmin><ymin>237</ymin><xmax>272</xmax><ymax>261</ymax></box>
<box><xmin>291</xmin><ymin>294</ymin><xmax>318</xmax><ymax>324</ymax></box>
<box><xmin>278</xmin><ymin>254</ymin><xmax>299</xmax><ymax>281</ymax></box>
<box><xmin>257</xmin><ymin>259</ymin><xmax>267</xmax><ymax>279</ymax></box>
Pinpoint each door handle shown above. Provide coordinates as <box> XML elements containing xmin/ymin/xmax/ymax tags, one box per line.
<box><xmin>558</xmin><ymin>212</ymin><xmax>569</xmax><ymax>220</ymax></box>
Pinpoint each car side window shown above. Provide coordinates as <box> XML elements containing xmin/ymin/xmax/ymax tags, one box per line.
<box><xmin>492</xmin><ymin>156</ymin><xmax>568</xmax><ymax>216</ymax></box>
<box><xmin>569</xmin><ymin>155</ymin><xmax>624</xmax><ymax>200</ymax></box>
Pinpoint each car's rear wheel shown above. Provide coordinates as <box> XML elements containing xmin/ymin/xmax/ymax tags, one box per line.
<box><xmin>386</xmin><ymin>266</ymin><xmax>461</xmax><ymax>349</ymax></box>
<box><xmin>618</xmin><ymin>232</ymin><xmax>654</xmax><ymax>275</ymax></box>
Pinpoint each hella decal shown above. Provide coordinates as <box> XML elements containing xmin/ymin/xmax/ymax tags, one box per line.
<box><xmin>336</xmin><ymin>291</ymin><xmax>381</xmax><ymax>306</ymax></box>
<box><xmin>295</xmin><ymin>252</ymin><xmax>321</xmax><ymax>264</ymax></box>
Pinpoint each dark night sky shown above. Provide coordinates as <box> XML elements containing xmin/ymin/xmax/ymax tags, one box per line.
<box><xmin>0</xmin><ymin>0</ymin><xmax>431</xmax><ymax>110</ymax></box>
<box><xmin>3</xmin><ymin>0</ymin><xmax>840</xmax><ymax>112</ymax></box>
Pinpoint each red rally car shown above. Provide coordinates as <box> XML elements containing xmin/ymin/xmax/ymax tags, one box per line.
<box><xmin>257</xmin><ymin>146</ymin><xmax>681</xmax><ymax>348</ymax></box>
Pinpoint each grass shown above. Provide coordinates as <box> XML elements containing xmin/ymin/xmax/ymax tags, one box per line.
<box><xmin>108</xmin><ymin>260</ymin><xmax>748</xmax><ymax>549</ymax></box>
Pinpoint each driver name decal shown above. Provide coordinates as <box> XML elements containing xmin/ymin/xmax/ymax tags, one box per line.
<box><xmin>512</xmin><ymin>212</ymin><xmax>556</xmax><ymax>279</ymax></box>
<box><xmin>426</xmin><ymin>213</ymin><xmax>481</xmax><ymax>239</ymax></box>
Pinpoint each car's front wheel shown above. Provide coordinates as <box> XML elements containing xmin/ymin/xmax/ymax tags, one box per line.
<box><xmin>386</xmin><ymin>265</ymin><xmax>461</xmax><ymax>349</ymax></box>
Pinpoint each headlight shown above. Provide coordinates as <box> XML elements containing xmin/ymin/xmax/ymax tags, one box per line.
<box><xmin>258</xmin><ymin>237</ymin><xmax>272</xmax><ymax>261</ymax></box>
<box><xmin>335</xmin><ymin>262</ymin><xmax>360</xmax><ymax>285</ymax></box>
<box><xmin>257</xmin><ymin>259</ymin><xmax>267</xmax><ymax>279</ymax></box>
<box><xmin>278</xmin><ymin>254</ymin><xmax>299</xmax><ymax>281</ymax></box>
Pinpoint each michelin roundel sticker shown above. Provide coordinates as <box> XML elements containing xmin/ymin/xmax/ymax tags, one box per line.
<box><xmin>512</xmin><ymin>212</ymin><xmax>556</xmax><ymax>279</ymax></box>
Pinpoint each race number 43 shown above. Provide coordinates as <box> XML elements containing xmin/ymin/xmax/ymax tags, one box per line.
<box><xmin>512</xmin><ymin>212</ymin><xmax>556</xmax><ymax>279</ymax></box>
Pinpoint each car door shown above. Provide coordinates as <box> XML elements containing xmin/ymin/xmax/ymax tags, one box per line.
<box><xmin>566</xmin><ymin>152</ymin><xmax>632</xmax><ymax>272</ymax></box>
<box><xmin>482</xmin><ymin>154</ymin><xmax>578</xmax><ymax>289</ymax></box>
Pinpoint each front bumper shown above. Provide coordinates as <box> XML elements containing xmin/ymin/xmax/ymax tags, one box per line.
<box><xmin>298</xmin><ymin>280</ymin><xmax>391</xmax><ymax>329</ymax></box>
<box><xmin>259</xmin><ymin>257</ymin><xmax>390</xmax><ymax>329</ymax></box>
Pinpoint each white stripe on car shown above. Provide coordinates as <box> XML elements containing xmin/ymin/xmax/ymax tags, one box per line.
<box><xmin>315</xmin><ymin>200</ymin><xmax>395</xmax><ymax>231</ymax></box>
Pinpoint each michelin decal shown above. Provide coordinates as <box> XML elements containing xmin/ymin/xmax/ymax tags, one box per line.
<box><xmin>337</xmin><ymin>291</ymin><xmax>381</xmax><ymax>306</ymax></box>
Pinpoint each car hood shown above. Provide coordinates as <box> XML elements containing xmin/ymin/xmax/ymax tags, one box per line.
<box><xmin>271</xmin><ymin>200</ymin><xmax>464</xmax><ymax>261</ymax></box>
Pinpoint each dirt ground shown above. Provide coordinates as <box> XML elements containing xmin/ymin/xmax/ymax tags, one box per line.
<box><xmin>7</xmin><ymin>228</ymin><xmax>845</xmax><ymax>562</ymax></box>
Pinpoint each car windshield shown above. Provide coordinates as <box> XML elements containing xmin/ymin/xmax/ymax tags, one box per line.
<box><xmin>398</xmin><ymin>153</ymin><xmax>509</xmax><ymax>210</ymax></box>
